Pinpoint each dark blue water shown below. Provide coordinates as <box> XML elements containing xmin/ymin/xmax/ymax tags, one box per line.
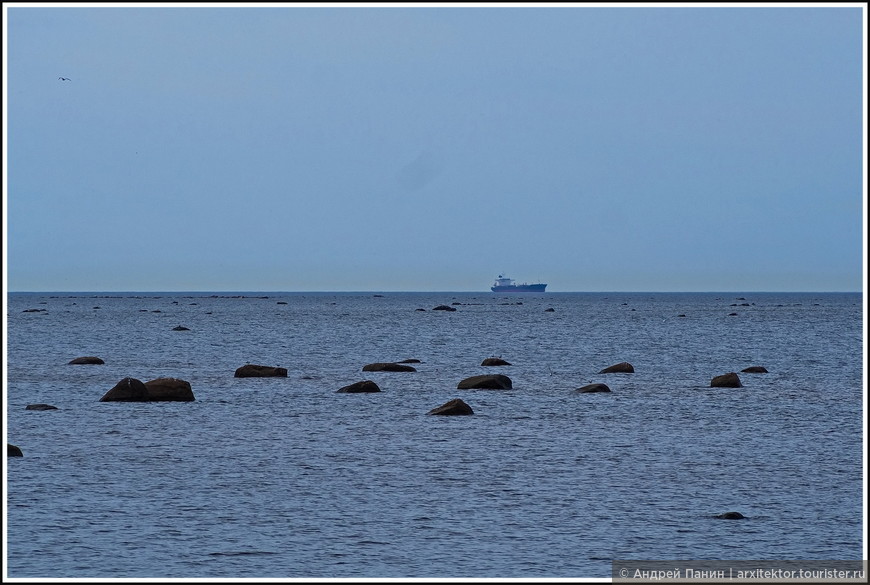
<box><xmin>4</xmin><ymin>292</ymin><xmax>864</xmax><ymax>578</ymax></box>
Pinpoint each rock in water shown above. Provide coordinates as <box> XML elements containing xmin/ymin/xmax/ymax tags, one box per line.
<box><xmin>362</xmin><ymin>362</ymin><xmax>417</xmax><ymax>372</ymax></box>
<box><xmin>68</xmin><ymin>356</ymin><xmax>105</xmax><ymax>365</ymax></box>
<box><xmin>337</xmin><ymin>380</ymin><xmax>382</xmax><ymax>393</ymax></box>
<box><xmin>598</xmin><ymin>362</ymin><xmax>634</xmax><ymax>374</ymax></box>
<box><xmin>99</xmin><ymin>377</ymin><xmax>150</xmax><ymax>402</ymax></box>
<box><xmin>25</xmin><ymin>404</ymin><xmax>59</xmax><ymax>410</ymax></box>
<box><xmin>457</xmin><ymin>374</ymin><xmax>512</xmax><ymax>389</ymax></box>
<box><xmin>711</xmin><ymin>373</ymin><xmax>742</xmax><ymax>388</ymax></box>
<box><xmin>427</xmin><ymin>398</ymin><xmax>474</xmax><ymax>416</ymax></box>
<box><xmin>234</xmin><ymin>364</ymin><xmax>288</xmax><ymax>377</ymax></box>
<box><xmin>144</xmin><ymin>377</ymin><xmax>195</xmax><ymax>401</ymax></box>
<box><xmin>577</xmin><ymin>383</ymin><xmax>611</xmax><ymax>393</ymax></box>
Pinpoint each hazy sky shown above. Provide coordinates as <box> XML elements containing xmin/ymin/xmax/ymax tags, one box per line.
<box><xmin>3</xmin><ymin>3</ymin><xmax>865</xmax><ymax>292</ymax></box>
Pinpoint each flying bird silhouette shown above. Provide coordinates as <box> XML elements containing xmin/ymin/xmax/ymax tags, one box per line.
<box><xmin>58</xmin><ymin>77</ymin><xmax>70</xmax><ymax>81</ymax></box>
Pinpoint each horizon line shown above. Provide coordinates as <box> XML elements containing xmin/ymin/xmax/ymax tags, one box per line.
<box><xmin>5</xmin><ymin>289</ymin><xmax>863</xmax><ymax>295</ymax></box>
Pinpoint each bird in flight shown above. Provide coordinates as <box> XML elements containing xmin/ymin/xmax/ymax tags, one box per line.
<box><xmin>58</xmin><ymin>77</ymin><xmax>70</xmax><ymax>81</ymax></box>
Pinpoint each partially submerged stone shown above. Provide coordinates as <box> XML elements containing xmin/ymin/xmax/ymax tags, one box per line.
<box><xmin>144</xmin><ymin>377</ymin><xmax>195</xmax><ymax>401</ymax></box>
<box><xmin>577</xmin><ymin>383</ymin><xmax>611</xmax><ymax>393</ymax></box>
<box><xmin>457</xmin><ymin>374</ymin><xmax>512</xmax><ymax>390</ymax></box>
<box><xmin>598</xmin><ymin>362</ymin><xmax>634</xmax><ymax>374</ymax></box>
<box><xmin>711</xmin><ymin>372</ymin><xmax>742</xmax><ymax>388</ymax></box>
<box><xmin>481</xmin><ymin>357</ymin><xmax>511</xmax><ymax>366</ymax></box>
<box><xmin>68</xmin><ymin>356</ymin><xmax>105</xmax><ymax>365</ymax></box>
<box><xmin>427</xmin><ymin>398</ymin><xmax>474</xmax><ymax>416</ymax></box>
<box><xmin>25</xmin><ymin>404</ymin><xmax>59</xmax><ymax>410</ymax></box>
<box><xmin>234</xmin><ymin>364</ymin><xmax>288</xmax><ymax>377</ymax></box>
<box><xmin>362</xmin><ymin>362</ymin><xmax>417</xmax><ymax>372</ymax></box>
<box><xmin>100</xmin><ymin>377</ymin><xmax>150</xmax><ymax>401</ymax></box>
<box><xmin>337</xmin><ymin>380</ymin><xmax>382</xmax><ymax>393</ymax></box>
<box><xmin>714</xmin><ymin>511</ymin><xmax>746</xmax><ymax>520</ymax></box>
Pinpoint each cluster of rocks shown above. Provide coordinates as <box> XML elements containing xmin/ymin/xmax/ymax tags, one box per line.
<box><xmin>9</xmin><ymin>354</ymin><xmax>771</xmax><ymax>458</ymax></box>
<box><xmin>99</xmin><ymin>377</ymin><xmax>195</xmax><ymax>402</ymax></box>
<box><xmin>64</xmin><ymin>354</ymin><xmax>770</xmax><ymax>407</ymax></box>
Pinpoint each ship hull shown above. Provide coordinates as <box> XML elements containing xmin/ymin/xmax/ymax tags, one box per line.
<box><xmin>491</xmin><ymin>284</ymin><xmax>547</xmax><ymax>292</ymax></box>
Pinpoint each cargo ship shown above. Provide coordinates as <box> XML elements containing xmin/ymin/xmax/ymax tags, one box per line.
<box><xmin>490</xmin><ymin>274</ymin><xmax>547</xmax><ymax>293</ymax></box>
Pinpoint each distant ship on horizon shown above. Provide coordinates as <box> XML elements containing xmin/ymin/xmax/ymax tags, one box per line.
<box><xmin>490</xmin><ymin>274</ymin><xmax>547</xmax><ymax>293</ymax></box>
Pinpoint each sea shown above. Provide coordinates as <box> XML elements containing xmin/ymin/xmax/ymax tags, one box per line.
<box><xmin>3</xmin><ymin>291</ymin><xmax>866</xmax><ymax>580</ymax></box>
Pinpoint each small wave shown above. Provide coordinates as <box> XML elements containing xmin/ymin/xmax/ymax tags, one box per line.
<box><xmin>207</xmin><ymin>550</ymin><xmax>278</xmax><ymax>557</ymax></box>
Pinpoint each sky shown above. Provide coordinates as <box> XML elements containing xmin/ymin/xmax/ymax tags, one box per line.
<box><xmin>2</xmin><ymin>2</ymin><xmax>866</xmax><ymax>292</ymax></box>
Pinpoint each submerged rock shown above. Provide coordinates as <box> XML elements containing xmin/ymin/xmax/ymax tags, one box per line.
<box><xmin>427</xmin><ymin>398</ymin><xmax>474</xmax><ymax>416</ymax></box>
<box><xmin>598</xmin><ymin>362</ymin><xmax>634</xmax><ymax>374</ymax></box>
<box><xmin>234</xmin><ymin>364</ymin><xmax>288</xmax><ymax>378</ymax></box>
<box><xmin>577</xmin><ymin>383</ymin><xmax>611</xmax><ymax>393</ymax></box>
<box><xmin>362</xmin><ymin>362</ymin><xmax>417</xmax><ymax>372</ymax></box>
<box><xmin>481</xmin><ymin>357</ymin><xmax>511</xmax><ymax>366</ymax></box>
<box><xmin>433</xmin><ymin>305</ymin><xmax>456</xmax><ymax>312</ymax></box>
<box><xmin>714</xmin><ymin>511</ymin><xmax>746</xmax><ymax>520</ymax></box>
<box><xmin>741</xmin><ymin>366</ymin><xmax>768</xmax><ymax>373</ymax></box>
<box><xmin>711</xmin><ymin>372</ymin><xmax>743</xmax><ymax>388</ymax></box>
<box><xmin>25</xmin><ymin>404</ymin><xmax>59</xmax><ymax>410</ymax></box>
<box><xmin>337</xmin><ymin>380</ymin><xmax>382</xmax><ymax>393</ymax></box>
<box><xmin>8</xmin><ymin>444</ymin><xmax>23</xmax><ymax>457</ymax></box>
<box><xmin>457</xmin><ymin>374</ymin><xmax>512</xmax><ymax>390</ymax></box>
<box><xmin>68</xmin><ymin>356</ymin><xmax>105</xmax><ymax>365</ymax></box>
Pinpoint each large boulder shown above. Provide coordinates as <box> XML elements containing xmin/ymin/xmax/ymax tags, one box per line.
<box><xmin>337</xmin><ymin>380</ymin><xmax>382</xmax><ymax>393</ymax></box>
<box><xmin>68</xmin><ymin>356</ymin><xmax>105</xmax><ymax>365</ymax></box>
<box><xmin>481</xmin><ymin>357</ymin><xmax>511</xmax><ymax>366</ymax></box>
<box><xmin>577</xmin><ymin>383</ymin><xmax>611</xmax><ymax>393</ymax></box>
<box><xmin>144</xmin><ymin>377</ymin><xmax>195</xmax><ymax>401</ymax></box>
<box><xmin>598</xmin><ymin>362</ymin><xmax>634</xmax><ymax>374</ymax></box>
<box><xmin>100</xmin><ymin>377</ymin><xmax>150</xmax><ymax>402</ymax></box>
<box><xmin>457</xmin><ymin>374</ymin><xmax>512</xmax><ymax>389</ymax></box>
<box><xmin>711</xmin><ymin>372</ymin><xmax>742</xmax><ymax>388</ymax></box>
<box><xmin>8</xmin><ymin>444</ymin><xmax>23</xmax><ymax>457</ymax></box>
<box><xmin>427</xmin><ymin>398</ymin><xmax>474</xmax><ymax>416</ymax></box>
<box><xmin>362</xmin><ymin>362</ymin><xmax>417</xmax><ymax>372</ymax></box>
<box><xmin>234</xmin><ymin>364</ymin><xmax>288</xmax><ymax>377</ymax></box>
